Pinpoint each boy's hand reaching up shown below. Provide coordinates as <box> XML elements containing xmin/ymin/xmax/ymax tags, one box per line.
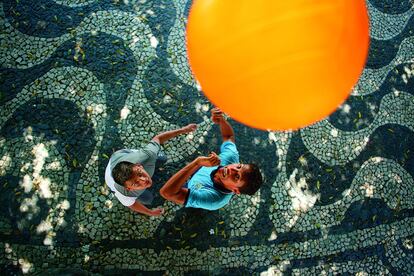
<box><xmin>181</xmin><ymin>123</ymin><xmax>197</xmax><ymax>134</ymax></box>
<box><xmin>211</xmin><ymin>107</ymin><xmax>224</xmax><ymax>124</ymax></box>
<box><xmin>196</xmin><ymin>152</ymin><xmax>221</xmax><ymax>167</ymax></box>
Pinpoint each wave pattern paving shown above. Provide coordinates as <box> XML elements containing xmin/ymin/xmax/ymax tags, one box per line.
<box><xmin>0</xmin><ymin>0</ymin><xmax>413</xmax><ymax>274</ymax></box>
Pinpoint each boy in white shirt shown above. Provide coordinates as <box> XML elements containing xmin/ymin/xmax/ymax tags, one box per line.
<box><xmin>105</xmin><ymin>124</ymin><xmax>196</xmax><ymax>216</ymax></box>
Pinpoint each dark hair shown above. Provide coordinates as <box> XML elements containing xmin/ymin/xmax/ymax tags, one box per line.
<box><xmin>112</xmin><ymin>161</ymin><xmax>134</xmax><ymax>186</ymax></box>
<box><xmin>239</xmin><ymin>164</ymin><xmax>263</xmax><ymax>195</ymax></box>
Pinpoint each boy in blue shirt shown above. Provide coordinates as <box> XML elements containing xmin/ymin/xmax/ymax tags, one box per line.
<box><xmin>160</xmin><ymin>108</ymin><xmax>263</xmax><ymax>210</ymax></box>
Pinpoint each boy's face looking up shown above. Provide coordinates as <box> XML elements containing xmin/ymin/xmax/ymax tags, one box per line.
<box><xmin>213</xmin><ymin>163</ymin><xmax>250</xmax><ymax>194</ymax></box>
<box><xmin>124</xmin><ymin>164</ymin><xmax>152</xmax><ymax>190</ymax></box>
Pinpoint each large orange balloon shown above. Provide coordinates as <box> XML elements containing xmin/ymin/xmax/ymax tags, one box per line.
<box><xmin>187</xmin><ymin>0</ymin><xmax>369</xmax><ymax>130</ymax></box>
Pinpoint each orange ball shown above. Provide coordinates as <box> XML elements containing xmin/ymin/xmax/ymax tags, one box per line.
<box><xmin>186</xmin><ymin>0</ymin><xmax>369</xmax><ymax>130</ymax></box>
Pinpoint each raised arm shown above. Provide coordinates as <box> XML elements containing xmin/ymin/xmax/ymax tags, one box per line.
<box><xmin>152</xmin><ymin>123</ymin><xmax>197</xmax><ymax>145</ymax></box>
<box><xmin>160</xmin><ymin>153</ymin><xmax>220</xmax><ymax>205</ymax></box>
<box><xmin>211</xmin><ymin>108</ymin><xmax>235</xmax><ymax>143</ymax></box>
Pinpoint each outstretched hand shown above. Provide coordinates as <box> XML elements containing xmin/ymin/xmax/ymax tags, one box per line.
<box><xmin>149</xmin><ymin>207</ymin><xmax>165</xmax><ymax>217</ymax></box>
<box><xmin>211</xmin><ymin>107</ymin><xmax>224</xmax><ymax>124</ymax></box>
<box><xmin>196</xmin><ymin>152</ymin><xmax>221</xmax><ymax>167</ymax></box>
<box><xmin>181</xmin><ymin>123</ymin><xmax>197</xmax><ymax>134</ymax></box>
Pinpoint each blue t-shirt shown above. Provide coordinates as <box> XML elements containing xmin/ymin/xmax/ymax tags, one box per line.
<box><xmin>185</xmin><ymin>141</ymin><xmax>239</xmax><ymax>210</ymax></box>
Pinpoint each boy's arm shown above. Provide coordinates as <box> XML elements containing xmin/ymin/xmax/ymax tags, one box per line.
<box><xmin>211</xmin><ymin>108</ymin><xmax>235</xmax><ymax>143</ymax></box>
<box><xmin>160</xmin><ymin>153</ymin><xmax>220</xmax><ymax>205</ymax></box>
<box><xmin>152</xmin><ymin>124</ymin><xmax>197</xmax><ymax>145</ymax></box>
<box><xmin>128</xmin><ymin>201</ymin><xmax>164</xmax><ymax>216</ymax></box>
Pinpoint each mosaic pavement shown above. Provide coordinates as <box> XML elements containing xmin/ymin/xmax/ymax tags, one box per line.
<box><xmin>0</xmin><ymin>0</ymin><xmax>413</xmax><ymax>274</ymax></box>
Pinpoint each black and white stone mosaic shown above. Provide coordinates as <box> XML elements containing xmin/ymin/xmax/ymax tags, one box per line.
<box><xmin>0</xmin><ymin>0</ymin><xmax>413</xmax><ymax>274</ymax></box>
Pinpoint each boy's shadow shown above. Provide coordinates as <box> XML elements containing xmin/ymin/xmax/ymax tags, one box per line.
<box><xmin>147</xmin><ymin>160</ymin><xmax>175</xmax><ymax>208</ymax></box>
<box><xmin>148</xmin><ymin>163</ymin><xmax>227</xmax><ymax>249</ymax></box>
